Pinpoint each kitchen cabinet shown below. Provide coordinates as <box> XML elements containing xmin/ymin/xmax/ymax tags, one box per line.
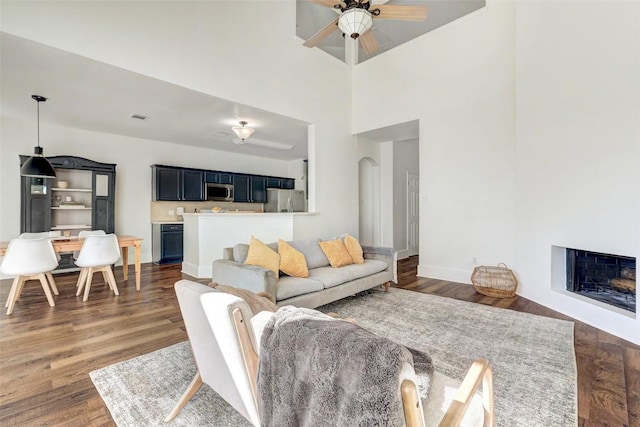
<box><xmin>266</xmin><ymin>177</ymin><xmax>281</xmax><ymax>188</ymax></box>
<box><xmin>20</xmin><ymin>155</ymin><xmax>116</xmax><ymax>235</ymax></box>
<box><xmin>281</xmin><ymin>179</ymin><xmax>295</xmax><ymax>189</ymax></box>
<box><xmin>233</xmin><ymin>175</ymin><xmax>266</xmax><ymax>203</ymax></box>
<box><xmin>152</xmin><ymin>223</ymin><xmax>183</xmax><ymax>264</ymax></box>
<box><xmin>205</xmin><ymin>171</ymin><xmax>233</xmax><ymax>185</ymax></box>
<box><xmin>265</xmin><ymin>177</ymin><xmax>295</xmax><ymax>189</ymax></box>
<box><xmin>152</xmin><ymin>166</ymin><xmax>205</xmax><ymax>201</ymax></box>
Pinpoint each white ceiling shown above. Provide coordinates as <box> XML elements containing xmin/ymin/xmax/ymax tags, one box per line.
<box><xmin>0</xmin><ymin>33</ymin><xmax>310</xmax><ymax>161</ymax></box>
<box><xmin>2</xmin><ymin>1</ymin><xmax>483</xmax><ymax>162</ymax></box>
<box><xmin>296</xmin><ymin>0</ymin><xmax>486</xmax><ymax>63</ymax></box>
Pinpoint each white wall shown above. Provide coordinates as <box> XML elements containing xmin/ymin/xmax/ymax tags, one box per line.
<box><xmin>353</xmin><ymin>1</ymin><xmax>516</xmax><ymax>285</ymax></box>
<box><xmin>0</xmin><ymin>1</ymin><xmax>358</xmax><ymax>240</ymax></box>
<box><xmin>0</xmin><ymin>116</ymin><xmax>290</xmax><ymax>264</ymax></box>
<box><xmin>393</xmin><ymin>139</ymin><xmax>419</xmax><ymax>254</ymax></box>
<box><xmin>352</xmin><ymin>0</ymin><xmax>640</xmax><ymax>344</ymax></box>
<box><xmin>514</xmin><ymin>1</ymin><xmax>640</xmax><ymax>344</ymax></box>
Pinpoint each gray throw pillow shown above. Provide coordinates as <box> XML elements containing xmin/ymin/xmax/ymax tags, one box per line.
<box><xmin>289</xmin><ymin>239</ymin><xmax>330</xmax><ymax>269</ymax></box>
<box><xmin>233</xmin><ymin>243</ymin><xmax>250</xmax><ymax>263</ymax></box>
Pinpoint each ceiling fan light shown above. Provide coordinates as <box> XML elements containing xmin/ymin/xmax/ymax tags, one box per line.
<box><xmin>232</xmin><ymin>121</ymin><xmax>255</xmax><ymax>141</ymax></box>
<box><xmin>338</xmin><ymin>8</ymin><xmax>373</xmax><ymax>39</ymax></box>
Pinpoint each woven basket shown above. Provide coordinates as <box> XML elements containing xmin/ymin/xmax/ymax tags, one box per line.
<box><xmin>471</xmin><ymin>263</ymin><xmax>518</xmax><ymax>298</ymax></box>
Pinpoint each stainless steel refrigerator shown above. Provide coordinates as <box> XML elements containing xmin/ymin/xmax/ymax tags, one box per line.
<box><xmin>264</xmin><ymin>189</ymin><xmax>305</xmax><ymax>212</ymax></box>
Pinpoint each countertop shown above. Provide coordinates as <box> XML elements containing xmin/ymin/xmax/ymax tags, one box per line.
<box><xmin>183</xmin><ymin>212</ymin><xmax>317</xmax><ymax>216</ymax></box>
<box><xmin>151</xmin><ymin>212</ymin><xmax>316</xmax><ymax>224</ymax></box>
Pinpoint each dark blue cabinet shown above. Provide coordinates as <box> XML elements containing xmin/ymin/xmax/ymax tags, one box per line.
<box><xmin>152</xmin><ymin>223</ymin><xmax>183</xmax><ymax>264</ymax></box>
<box><xmin>153</xmin><ymin>166</ymin><xmax>204</xmax><ymax>201</ymax></box>
<box><xmin>233</xmin><ymin>175</ymin><xmax>266</xmax><ymax>203</ymax></box>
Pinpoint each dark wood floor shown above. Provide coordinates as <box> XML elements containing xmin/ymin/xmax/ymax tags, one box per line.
<box><xmin>0</xmin><ymin>257</ymin><xmax>638</xmax><ymax>426</ymax></box>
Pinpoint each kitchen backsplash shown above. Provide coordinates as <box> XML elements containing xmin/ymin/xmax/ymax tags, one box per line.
<box><xmin>150</xmin><ymin>201</ymin><xmax>263</xmax><ymax>222</ymax></box>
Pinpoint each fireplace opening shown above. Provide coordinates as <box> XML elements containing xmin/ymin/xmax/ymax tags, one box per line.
<box><xmin>566</xmin><ymin>249</ymin><xmax>636</xmax><ymax>313</ymax></box>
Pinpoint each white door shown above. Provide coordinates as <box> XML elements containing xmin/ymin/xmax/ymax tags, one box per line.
<box><xmin>407</xmin><ymin>173</ymin><xmax>419</xmax><ymax>256</ymax></box>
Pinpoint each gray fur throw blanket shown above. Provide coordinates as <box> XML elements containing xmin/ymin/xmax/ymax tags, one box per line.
<box><xmin>257</xmin><ymin>306</ymin><xmax>433</xmax><ymax>427</ymax></box>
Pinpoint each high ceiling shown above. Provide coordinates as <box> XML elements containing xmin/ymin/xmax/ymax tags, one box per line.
<box><xmin>2</xmin><ymin>2</ymin><xmax>485</xmax><ymax>161</ymax></box>
<box><xmin>0</xmin><ymin>33</ymin><xmax>310</xmax><ymax>162</ymax></box>
<box><xmin>296</xmin><ymin>0</ymin><xmax>486</xmax><ymax>63</ymax></box>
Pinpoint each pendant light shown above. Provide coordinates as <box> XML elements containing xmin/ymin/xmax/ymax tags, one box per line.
<box><xmin>232</xmin><ymin>121</ymin><xmax>255</xmax><ymax>141</ymax></box>
<box><xmin>20</xmin><ymin>95</ymin><xmax>56</xmax><ymax>178</ymax></box>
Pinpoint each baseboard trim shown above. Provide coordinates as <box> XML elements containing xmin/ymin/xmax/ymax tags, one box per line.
<box><xmin>181</xmin><ymin>262</ymin><xmax>209</xmax><ymax>279</ymax></box>
<box><xmin>417</xmin><ymin>264</ymin><xmax>473</xmax><ymax>285</ymax></box>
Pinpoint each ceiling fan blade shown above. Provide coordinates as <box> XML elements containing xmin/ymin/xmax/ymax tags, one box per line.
<box><xmin>308</xmin><ymin>0</ymin><xmax>342</xmax><ymax>8</ymax></box>
<box><xmin>233</xmin><ymin>138</ymin><xmax>294</xmax><ymax>151</ymax></box>
<box><xmin>303</xmin><ymin>17</ymin><xmax>340</xmax><ymax>48</ymax></box>
<box><xmin>359</xmin><ymin>30</ymin><xmax>379</xmax><ymax>56</ymax></box>
<box><xmin>373</xmin><ymin>5</ymin><xmax>428</xmax><ymax>21</ymax></box>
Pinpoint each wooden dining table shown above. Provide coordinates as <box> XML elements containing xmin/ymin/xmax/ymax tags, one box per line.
<box><xmin>0</xmin><ymin>235</ymin><xmax>144</xmax><ymax>291</ymax></box>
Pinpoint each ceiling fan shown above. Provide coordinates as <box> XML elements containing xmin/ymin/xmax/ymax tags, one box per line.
<box><xmin>229</xmin><ymin>121</ymin><xmax>294</xmax><ymax>150</ymax></box>
<box><xmin>303</xmin><ymin>0</ymin><xmax>428</xmax><ymax>56</ymax></box>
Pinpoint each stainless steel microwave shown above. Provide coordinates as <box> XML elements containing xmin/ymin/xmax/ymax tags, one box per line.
<box><xmin>206</xmin><ymin>183</ymin><xmax>234</xmax><ymax>201</ymax></box>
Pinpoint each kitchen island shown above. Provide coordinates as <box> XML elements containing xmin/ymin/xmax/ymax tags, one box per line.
<box><xmin>181</xmin><ymin>211</ymin><xmax>316</xmax><ymax>278</ymax></box>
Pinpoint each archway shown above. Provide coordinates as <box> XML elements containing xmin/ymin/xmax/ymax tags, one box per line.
<box><xmin>358</xmin><ymin>157</ymin><xmax>380</xmax><ymax>246</ymax></box>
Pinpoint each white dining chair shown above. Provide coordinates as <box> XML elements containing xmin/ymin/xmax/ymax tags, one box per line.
<box><xmin>73</xmin><ymin>229</ymin><xmax>106</xmax><ymax>260</ymax></box>
<box><xmin>75</xmin><ymin>234</ymin><xmax>121</xmax><ymax>301</ymax></box>
<box><xmin>19</xmin><ymin>231</ymin><xmax>62</xmax><ymax>296</ymax></box>
<box><xmin>1</xmin><ymin>238</ymin><xmax>59</xmax><ymax>315</ymax></box>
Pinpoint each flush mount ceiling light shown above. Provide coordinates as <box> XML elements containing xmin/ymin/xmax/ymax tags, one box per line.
<box><xmin>338</xmin><ymin>8</ymin><xmax>373</xmax><ymax>39</ymax></box>
<box><xmin>231</xmin><ymin>121</ymin><xmax>255</xmax><ymax>141</ymax></box>
<box><xmin>20</xmin><ymin>95</ymin><xmax>56</xmax><ymax>179</ymax></box>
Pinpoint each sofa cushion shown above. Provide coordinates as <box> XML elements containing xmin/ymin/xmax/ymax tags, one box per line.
<box><xmin>278</xmin><ymin>239</ymin><xmax>309</xmax><ymax>278</ymax></box>
<box><xmin>308</xmin><ymin>266</ymin><xmax>354</xmax><ymax>289</ymax></box>
<box><xmin>288</xmin><ymin>239</ymin><xmax>330</xmax><ymax>269</ymax></box>
<box><xmin>319</xmin><ymin>239</ymin><xmax>354</xmax><ymax>268</ymax></box>
<box><xmin>344</xmin><ymin>234</ymin><xmax>364</xmax><ymax>264</ymax></box>
<box><xmin>244</xmin><ymin>236</ymin><xmax>280</xmax><ymax>278</ymax></box>
<box><xmin>339</xmin><ymin>260</ymin><xmax>388</xmax><ymax>281</ymax></box>
<box><xmin>276</xmin><ymin>276</ymin><xmax>324</xmax><ymax>301</ymax></box>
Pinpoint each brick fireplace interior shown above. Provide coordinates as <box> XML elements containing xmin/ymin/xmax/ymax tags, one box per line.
<box><xmin>566</xmin><ymin>248</ymin><xmax>636</xmax><ymax>313</ymax></box>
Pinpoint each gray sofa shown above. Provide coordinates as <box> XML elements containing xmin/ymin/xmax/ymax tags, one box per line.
<box><xmin>211</xmin><ymin>238</ymin><xmax>397</xmax><ymax>308</ymax></box>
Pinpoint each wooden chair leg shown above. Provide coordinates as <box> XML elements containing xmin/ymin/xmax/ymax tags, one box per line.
<box><xmin>46</xmin><ymin>272</ymin><xmax>59</xmax><ymax>295</ymax></box>
<box><xmin>105</xmin><ymin>267</ymin><xmax>119</xmax><ymax>296</ymax></box>
<box><xmin>101</xmin><ymin>270</ymin><xmax>110</xmax><ymax>286</ymax></box>
<box><xmin>76</xmin><ymin>268</ymin><xmax>88</xmax><ymax>295</ymax></box>
<box><xmin>83</xmin><ymin>268</ymin><xmax>94</xmax><ymax>302</ymax></box>
<box><xmin>164</xmin><ymin>371</ymin><xmax>203</xmax><ymax>422</ymax></box>
<box><xmin>15</xmin><ymin>277</ymin><xmax>28</xmax><ymax>304</ymax></box>
<box><xmin>5</xmin><ymin>277</ymin><xmax>19</xmax><ymax>308</ymax></box>
<box><xmin>38</xmin><ymin>273</ymin><xmax>55</xmax><ymax>307</ymax></box>
<box><xmin>5</xmin><ymin>277</ymin><xmax>24</xmax><ymax>315</ymax></box>
<box><xmin>385</xmin><ymin>281</ymin><xmax>390</xmax><ymax>292</ymax></box>
<box><xmin>482</xmin><ymin>365</ymin><xmax>495</xmax><ymax>427</ymax></box>
<box><xmin>401</xmin><ymin>379</ymin><xmax>425</xmax><ymax>427</ymax></box>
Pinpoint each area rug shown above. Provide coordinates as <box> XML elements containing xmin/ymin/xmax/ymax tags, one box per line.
<box><xmin>90</xmin><ymin>288</ymin><xmax>577</xmax><ymax>427</ymax></box>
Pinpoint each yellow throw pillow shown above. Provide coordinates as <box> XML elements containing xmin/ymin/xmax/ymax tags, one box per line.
<box><xmin>278</xmin><ymin>239</ymin><xmax>309</xmax><ymax>278</ymax></box>
<box><xmin>344</xmin><ymin>234</ymin><xmax>364</xmax><ymax>264</ymax></box>
<box><xmin>244</xmin><ymin>236</ymin><xmax>280</xmax><ymax>278</ymax></box>
<box><xmin>319</xmin><ymin>239</ymin><xmax>354</xmax><ymax>268</ymax></box>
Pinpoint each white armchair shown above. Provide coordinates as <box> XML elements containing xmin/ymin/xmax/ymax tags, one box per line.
<box><xmin>168</xmin><ymin>280</ymin><xmax>494</xmax><ymax>427</ymax></box>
